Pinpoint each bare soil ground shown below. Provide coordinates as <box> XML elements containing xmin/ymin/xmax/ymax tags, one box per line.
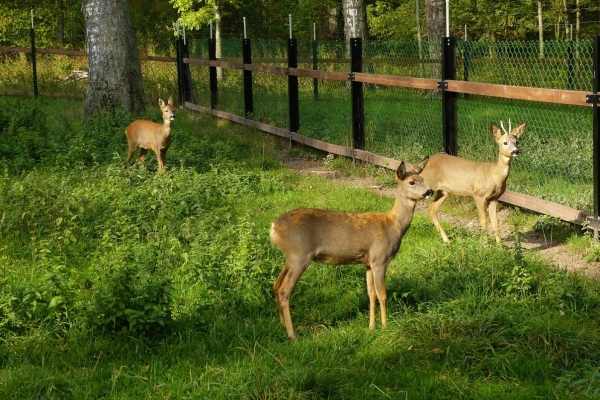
<box><xmin>279</xmin><ymin>155</ymin><xmax>600</xmax><ymax>280</ymax></box>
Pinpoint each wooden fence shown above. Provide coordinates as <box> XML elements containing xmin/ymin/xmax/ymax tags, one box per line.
<box><xmin>182</xmin><ymin>36</ymin><xmax>600</xmax><ymax>233</ymax></box>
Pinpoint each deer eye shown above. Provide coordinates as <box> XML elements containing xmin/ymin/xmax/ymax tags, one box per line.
<box><xmin>503</xmin><ymin>142</ymin><xmax>508</xmax><ymax>145</ymax></box>
<box><xmin>409</xmin><ymin>181</ymin><xmax>416</xmax><ymax>186</ymax></box>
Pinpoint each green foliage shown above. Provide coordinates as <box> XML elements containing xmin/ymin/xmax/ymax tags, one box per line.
<box><xmin>2</xmin><ymin>97</ymin><xmax>600</xmax><ymax>399</ymax></box>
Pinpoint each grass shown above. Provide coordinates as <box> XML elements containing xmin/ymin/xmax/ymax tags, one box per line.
<box><xmin>1</xmin><ymin>96</ymin><xmax>600</xmax><ymax>399</ymax></box>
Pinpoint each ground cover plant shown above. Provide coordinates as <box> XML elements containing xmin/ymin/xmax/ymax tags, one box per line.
<box><xmin>1</xmin><ymin>96</ymin><xmax>600</xmax><ymax>399</ymax></box>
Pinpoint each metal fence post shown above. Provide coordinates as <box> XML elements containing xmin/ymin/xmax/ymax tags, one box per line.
<box><xmin>568</xmin><ymin>39</ymin><xmax>575</xmax><ymax>91</ymax></box>
<box><xmin>180</xmin><ymin>39</ymin><xmax>195</xmax><ymax>105</ymax></box>
<box><xmin>243</xmin><ymin>38</ymin><xmax>253</xmax><ymax>117</ymax></box>
<box><xmin>312</xmin><ymin>39</ymin><xmax>319</xmax><ymax>100</ymax></box>
<box><xmin>463</xmin><ymin>40</ymin><xmax>469</xmax><ymax>99</ymax></box>
<box><xmin>209</xmin><ymin>37</ymin><xmax>218</xmax><ymax>109</ymax></box>
<box><xmin>30</xmin><ymin>14</ymin><xmax>38</xmax><ymax>98</ymax></box>
<box><xmin>351</xmin><ymin>38</ymin><xmax>365</xmax><ymax>151</ymax></box>
<box><xmin>288</xmin><ymin>38</ymin><xmax>299</xmax><ymax>133</ymax></box>
<box><xmin>442</xmin><ymin>37</ymin><xmax>457</xmax><ymax>156</ymax></box>
<box><xmin>592</xmin><ymin>36</ymin><xmax>600</xmax><ymax>220</ymax></box>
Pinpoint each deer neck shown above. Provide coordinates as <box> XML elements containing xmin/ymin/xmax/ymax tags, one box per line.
<box><xmin>161</xmin><ymin>119</ymin><xmax>173</xmax><ymax>137</ymax></box>
<box><xmin>495</xmin><ymin>153</ymin><xmax>513</xmax><ymax>178</ymax></box>
<box><xmin>389</xmin><ymin>195</ymin><xmax>417</xmax><ymax>234</ymax></box>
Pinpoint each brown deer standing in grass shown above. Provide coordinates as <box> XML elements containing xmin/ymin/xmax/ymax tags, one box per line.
<box><xmin>270</xmin><ymin>157</ymin><xmax>433</xmax><ymax>340</ymax></box>
<box><xmin>419</xmin><ymin>120</ymin><xmax>527</xmax><ymax>243</ymax></box>
<box><xmin>125</xmin><ymin>95</ymin><xmax>175</xmax><ymax>170</ymax></box>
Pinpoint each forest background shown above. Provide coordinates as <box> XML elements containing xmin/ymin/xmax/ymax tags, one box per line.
<box><xmin>1</xmin><ymin>0</ymin><xmax>599</xmax><ymax>54</ymax></box>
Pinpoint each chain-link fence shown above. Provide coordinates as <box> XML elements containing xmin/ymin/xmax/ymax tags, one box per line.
<box><xmin>187</xmin><ymin>38</ymin><xmax>596</xmax><ymax>214</ymax></box>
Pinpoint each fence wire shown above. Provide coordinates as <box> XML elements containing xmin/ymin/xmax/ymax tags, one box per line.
<box><xmin>187</xmin><ymin>38</ymin><xmax>595</xmax><ymax>214</ymax></box>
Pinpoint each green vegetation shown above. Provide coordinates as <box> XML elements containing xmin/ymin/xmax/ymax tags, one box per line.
<box><xmin>1</xmin><ymin>96</ymin><xmax>600</xmax><ymax>399</ymax></box>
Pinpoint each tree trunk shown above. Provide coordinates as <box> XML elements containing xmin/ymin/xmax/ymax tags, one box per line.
<box><xmin>215</xmin><ymin>2</ymin><xmax>223</xmax><ymax>80</ymax></box>
<box><xmin>425</xmin><ymin>0</ymin><xmax>444</xmax><ymax>80</ymax></box>
<box><xmin>82</xmin><ymin>0</ymin><xmax>145</xmax><ymax>118</ymax></box>
<box><xmin>538</xmin><ymin>0</ymin><xmax>544</xmax><ymax>58</ymax></box>
<box><xmin>416</xmin><ymin>0</ymin><xmax>425</xmax><ymax>78</ymax></box>
<box><xmin>56</xmin><ymin>0</ymin><xmax>65</xmax><ymax>47</ymax></box>
<box><xmin>342</xmin><ymin>0</ymin><xmax>367</xmax><ymax>39</ymax></box>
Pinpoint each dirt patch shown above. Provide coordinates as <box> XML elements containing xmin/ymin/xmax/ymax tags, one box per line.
<box><xmin>279</xmin><ymin>155</ymin><xmax>600</xmax><ymax>279</ymax></box>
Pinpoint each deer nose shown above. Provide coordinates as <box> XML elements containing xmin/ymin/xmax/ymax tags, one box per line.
<box><xmin>424</xmin><ymin>189</ymin><xmax>434</xmax><ymax>198</ymax></box>
<box><xmin>511</xmin><ymin>149</ymin><xmax>521</xmax><ymax>156</ymax></box>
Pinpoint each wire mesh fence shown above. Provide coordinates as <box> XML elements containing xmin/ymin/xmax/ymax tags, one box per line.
<box><xmin>0</xmin><ymin>37</ymin><xmax>595</xmax><ymax>214</ymax></box>
<box><xmin>186</xmin><ymin>38</ymin><xmax>596</xmax><ymax>214</ymax></box>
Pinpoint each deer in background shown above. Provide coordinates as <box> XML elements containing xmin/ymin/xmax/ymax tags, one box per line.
<box><xmin>125</xmin><ymin>95</ymin><xmax>175</xmax><ymax>170</ymax></box>
<box><xmin>270</xmin><ymin>157</ymin><xmax>433</xmax><ymax>340</ymax></box>
<box><xmin>419</xmin><ymin>120</ymin><xmax>527</xmax><ymax>243</ymax></box>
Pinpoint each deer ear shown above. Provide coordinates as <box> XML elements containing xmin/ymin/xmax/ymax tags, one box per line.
<box><xmin>158</xmin><ymin>97</ymin><xmax>165</xmax><ymax>107</ymax></box>
<box><xmin>414</xmin><ymin>156</ymin><xmax>429</xmax><ymax>174</ymax></box>
<box><xmin>512</xmin><ymin>121</ymin><xmax>527</xmax><ymax>139</ymax></box>
<box><xmin>491</xmin><ymin>123</ymin><xmax>502</xmax><ymax>139</ymax></box>
<box><xmin>167</xmin><ymin>95</ymin><xmax>174</xmax><ymax>106</ymax></box>
<box><xmin>396</xmin><ymin>161</ymin><xmax>407</xmax><ymax>180</ymax></box>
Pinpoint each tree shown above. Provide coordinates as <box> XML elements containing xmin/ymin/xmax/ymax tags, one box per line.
<box><xmin>82</xmin><ymin>0</ymin><xmax>145</xmax><ymax>118</ymax></box>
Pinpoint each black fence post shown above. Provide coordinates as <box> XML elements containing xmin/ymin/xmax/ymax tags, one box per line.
<box><xmin>567</xmin><ymin>39</ymin><xmax>575</xmax><ymax>91</ymax></box>
<box><xmin>178</xmin><ymin>39</ymin><xmax>195</xmax><ymax>106</ymax></box>
<box><xmin>243</xmin><ymin>38</ymin><xmax>253</xmax><ymax>117</ymax></box>
<box><xmin>208</xmin><ymin>37</ymin><xmax>218</xmax><ymax>108</ymax></box>
<box><xmin>592</xmin><ymin>36</ymin><xmax>600</xmax><ymax>219</ymax></box>
<box><xmin>351</xmin><ymin>38</ymin><xmax>365</xmax><ymax>151</ymax></box>
<box><xmin>30</xmin><ymin>18</ymin><xmax>38</xmax><ymax>98</ymax></box>
<box><xmin>441</xmin><ymin>37</ymin><xmax>458</xmax><ymax>156</ymax></box>
<box><xmin>288</xmin><ymin>38</ymin><xmax>299</xmax><ymax>133</ymax></box>
<box><xmin>312</xmin><ymin>39</ymin><xmax>319</xmax><ymax>100</ymax></box>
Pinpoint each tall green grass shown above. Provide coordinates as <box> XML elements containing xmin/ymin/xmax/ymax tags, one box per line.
<box><xmin>1</xmin><ymin>96</ymin><xmax>600</xmax><ymax>399</ymax></box>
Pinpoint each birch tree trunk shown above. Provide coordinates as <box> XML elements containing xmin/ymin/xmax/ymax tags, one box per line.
<box><xmin>538</xmin><ymin>0</ymin><xmax>544</xmax><ymax>58</ymax></box>
<box><xmin>215</xmin><ymin>2</ymin><xmax>223</xmax><ymax>80</ymax></box>
<box><xmin>342</xmin><ymin>0</ymin><xmax>367</xmax><ymax>40</ymax></box>
<box><xmin>425</xmin><ymin>0</ymin><xmax>444</xmax><ymax>80</ymax></box>
<box><xmin>82</xmin><ymin>0</ymin><xmax>145</xmax><ymax>118</ymax></box>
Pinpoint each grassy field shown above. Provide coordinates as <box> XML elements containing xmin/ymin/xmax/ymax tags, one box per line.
<box><xmin>1</xmin><ymin>96</ymin><xmax>600</xmax><ymax>399</ymax></box>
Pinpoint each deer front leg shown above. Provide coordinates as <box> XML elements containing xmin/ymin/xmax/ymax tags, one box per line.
<box><xmin>474</xmin><ymin>196</ymin><xmax>489</xmax><ymax>237</ymax></box>
<box><xmin>366</xmin><ymin>268</ymin><xmax>377</xmax><ymax>329</ymax></box>
<box><xmin>372</xmin><ymin>264</ymin><xmax>388</xmax><ymax>328</ymax></box>
<box><xmin>488</xmin><ymin>199</ymin><xmax>501</xmax><ymax>243</ymax></box>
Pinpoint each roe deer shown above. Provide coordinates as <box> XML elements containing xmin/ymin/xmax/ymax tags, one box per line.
<box><xmin>419</xmin><ymin>120</ymin><xmax>527</xmax><ymax>243</ymax></box>
<box><xmin>125</xmin><ymin>95</ymin><xmax>175</xmax><ymax>170</ymax></box>
<box><xmin>270</xmin><ymin>157</ymin><xmax>433</xmax><ymax>340</ymax></box>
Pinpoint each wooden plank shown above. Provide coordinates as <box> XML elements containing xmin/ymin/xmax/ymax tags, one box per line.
<box><xmin>244</xmin><ymin>64</ymin><xmax>288</xmax><ymax>75</ymax></box>
<box><xmin>353</xmin><ymin>73</ymin><xmax>439</xmax><ymax>90</ymax></box>
<box><xmin>292</xmin><ymin>69</ymin><xmax>350</xmax><ymax>81</ymax></box>
<box><xmin>447</xmin><ymin>81</ymin><xmax>591</xmax><ymax>107</ymax></box>
<box><xmin>139</xmin><ymin>55</ymin><xmax>176</xmax><ymax>62</ymax></box>
<box><xmin>498</xmin><ymin>189</ymin><xmax>589</xmax><ymax>224</ymax></box>
<box><xmin>183</xmin><ymin>58</ymin><xmax>211</xmax><ymax>66</ymax></box>
<box><xmin>353</xmin><ymin>149</ymin><xmax>402</xmax><ymax>170</ymax></box>
<box><xmin>0</xmin><ymin>89</ymin><xmax>84</xmax><ymax>99</ymax></box>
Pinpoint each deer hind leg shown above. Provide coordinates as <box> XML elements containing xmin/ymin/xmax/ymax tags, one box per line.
<box><xmin>136</xmin><ymin>148</ymin><xmax>148</xmax><ymax>165</ymax></box>
<box><xmin>125</xmin><ymin>143</ymin><xmax>138</xmax><ymax>168</ymax></box>
<box><xmin>488</xmin><ymin>199</ymin><xmax>501</xmax><ymax>243</ymax></box>
<box><xmin>273</xmin><ymin>257</ymin><xmax>311</xmax><ymax>340</ymax></box>
<box><xmin>429</xmin><ymin>190</ymin><xmax>451</xmax><ymax>242</ymax></box>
